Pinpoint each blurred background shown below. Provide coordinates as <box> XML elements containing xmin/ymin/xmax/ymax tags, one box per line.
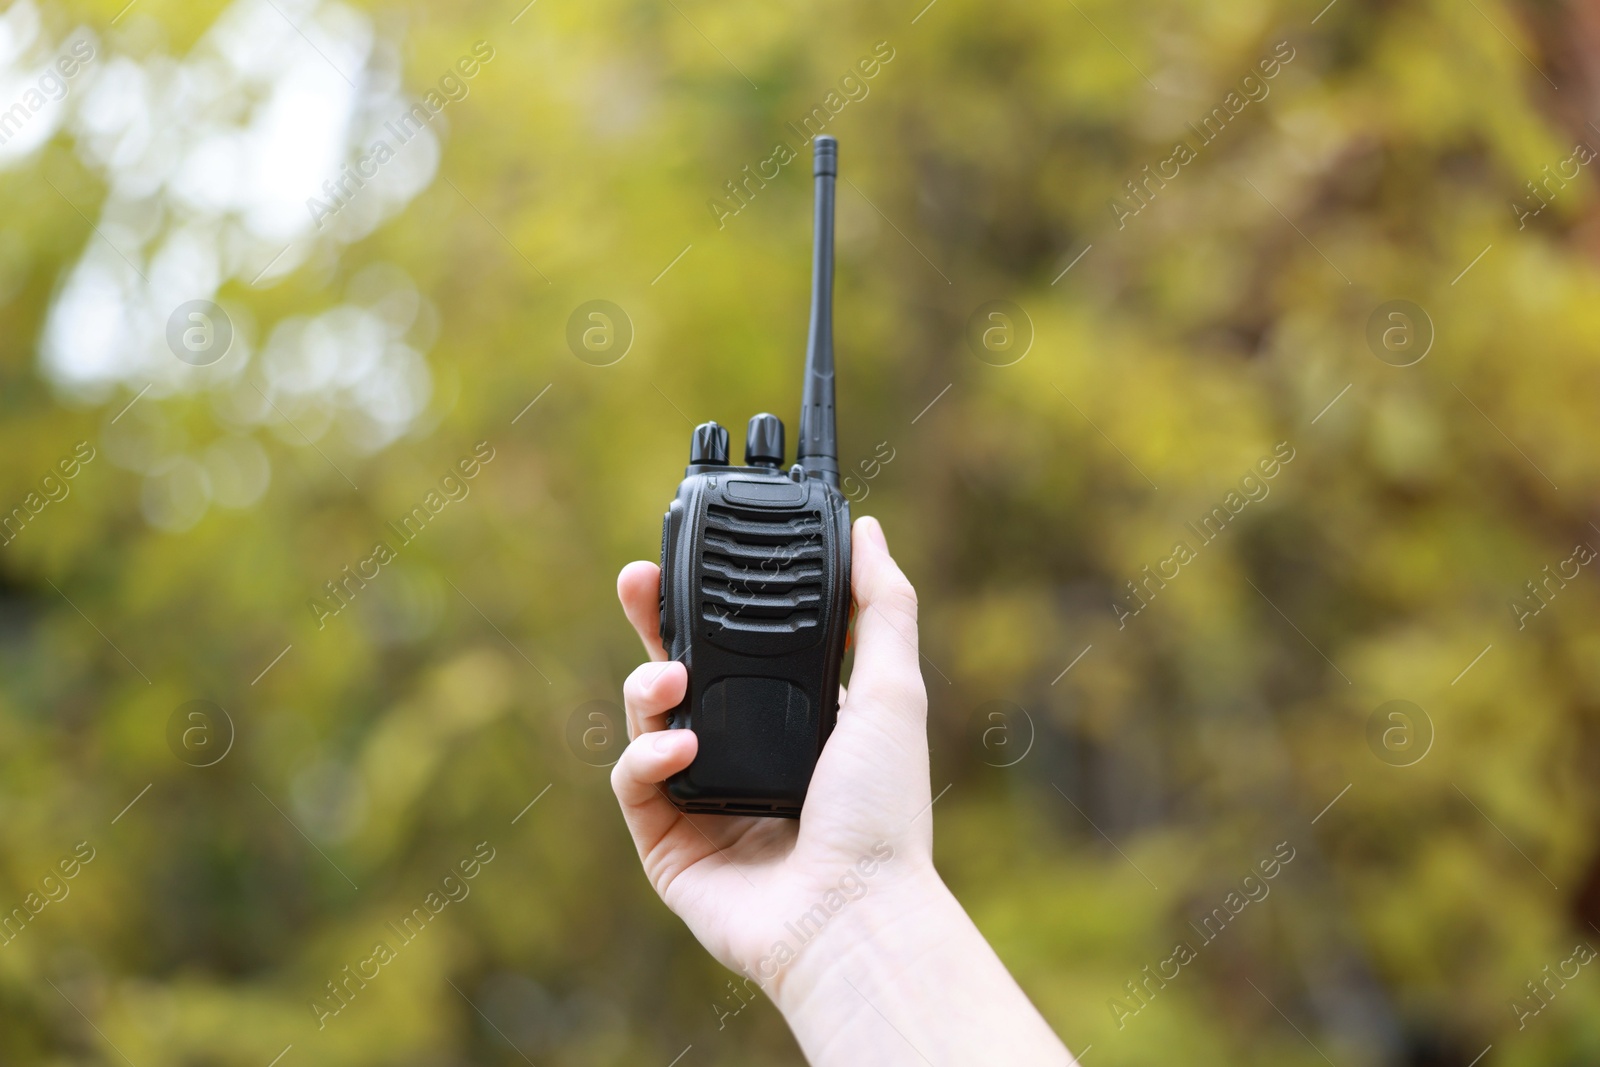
<box><xmin>2</xmin><ymin>0</ymin><xmax>1599</xmax><ymax>1063</ymax></box>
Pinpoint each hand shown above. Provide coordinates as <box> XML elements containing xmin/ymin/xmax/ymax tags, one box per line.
<box><xmin>611</xmin><ymin>515</ymin><xmax>940</xmax><ymax>1001</ymax></box>
<box><xmin>614</xmin><ymin>516</ymin><xmax>1073</xmax><ymax>1064</ymax></box>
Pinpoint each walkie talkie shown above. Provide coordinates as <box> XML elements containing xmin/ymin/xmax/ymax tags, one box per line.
<box><xmin>657</xmin><ymin>135</ymin><xmax>852</xmax><ymax>818</ymax></box>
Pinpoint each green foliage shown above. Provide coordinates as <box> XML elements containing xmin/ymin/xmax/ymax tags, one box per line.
<box><xmin>3</xmin><ymin>0</ymin><xmax>1599</xmax><ymax>1062</ymax></box>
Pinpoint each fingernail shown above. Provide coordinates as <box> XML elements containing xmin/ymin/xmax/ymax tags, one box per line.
<box><xmin>651</xmin><ymin>731</ymin><xmax>679</xmax><ymax>755</ymax></box>
<box><xmin>862</xmin><ymin>516</ymin><xmax>888</xmax><ymax>551</ymax></box>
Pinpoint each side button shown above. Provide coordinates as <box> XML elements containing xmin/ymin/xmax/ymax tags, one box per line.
<box><xmin>659</xmin><ymin>501</ymin><xmax>685</xmax><ymax>651</ymax></box>
<box><xmin>658</xmin><ymin>510</ymin><xmax>671</xmax><ymax>647</ymax></box>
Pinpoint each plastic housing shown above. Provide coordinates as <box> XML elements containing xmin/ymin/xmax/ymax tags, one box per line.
<box><xmin>659</xmin><ymin>461</ymin><xmax>851</xmax><ymax>817</ymax></box>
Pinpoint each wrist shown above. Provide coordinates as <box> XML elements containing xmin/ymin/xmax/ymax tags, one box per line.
<box><xmin>762</xmin><ymin>860</ymin><xmax>1075</xmax><ymax>1066</ymax></box>
<box><xmin>767</xmin><ymin>857</ymin><xmax>953</xmax><ymax>1017</ymax></box>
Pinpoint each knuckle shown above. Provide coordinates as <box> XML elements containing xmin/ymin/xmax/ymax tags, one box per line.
<box><xmin>862</xmin><ymin>563</ymin><xmax>918</xmax><ymax>613</ymax></box>
<box><xmin>883</xmin><ymin>576</ymin><xmax>918</xmax><ymax>621</ymax></box>
<box><xmin>621</xmin><ymin>662</ymin><xmax>658</xmax><ymax>707</ymax></box>
<box><xmin>609</xmin><ymin>750</ymin><xmax>634</xmax><ymax>796</ymax></box>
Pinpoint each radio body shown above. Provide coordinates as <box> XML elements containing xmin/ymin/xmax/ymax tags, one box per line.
<box><xmin>656</xmin><ymin>136</ymin><xmax>851</xmax><ymax>818</ymax></box>
<box><xmin>658</xmin><ymin>446</ymin><xmax>850</xmax><ymax>815</ymax></box>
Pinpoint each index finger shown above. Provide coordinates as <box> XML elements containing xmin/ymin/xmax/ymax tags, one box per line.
<box><xmin>618</xmin><ymin>561</ymin><xmax>669</xmax><ymax>662</ymax></box>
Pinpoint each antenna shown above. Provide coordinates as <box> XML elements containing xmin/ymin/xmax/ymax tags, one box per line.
<box><xmin>797</xmin><ymin>135</ymin><xmax>839</xmax><ymax>489</ymax></box>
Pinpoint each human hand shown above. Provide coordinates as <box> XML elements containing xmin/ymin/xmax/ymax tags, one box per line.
<box><xmin>611</xmin><ymin>515</ymin><xmax>941</xmax><ymax>1003</ymax></box>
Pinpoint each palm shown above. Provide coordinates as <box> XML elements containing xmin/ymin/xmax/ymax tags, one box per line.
<box><xmin>663</xmin><ymin>701</ymin><xmax>924</xmax><ymax>959</ymax></box>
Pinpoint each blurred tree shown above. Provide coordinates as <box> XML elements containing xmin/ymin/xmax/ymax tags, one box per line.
<box><xmin>2</xmin><ymin>0</ymin><xmax>1600</xmax><ymax>1064</ymax></box>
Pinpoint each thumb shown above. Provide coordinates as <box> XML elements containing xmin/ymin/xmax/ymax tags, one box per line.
<box><xmin>845</xmin><ymin>516</ymin><xmax>925</xmax><ymax>709</ymax></box>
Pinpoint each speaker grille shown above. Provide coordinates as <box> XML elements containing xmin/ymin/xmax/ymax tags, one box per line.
<box><xmin>701</xmin><ymin>504</ymin><xmax>825</xmax><ymax>634</ymax></box>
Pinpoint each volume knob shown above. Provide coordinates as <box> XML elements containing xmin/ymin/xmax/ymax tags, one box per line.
<box><xmin>745</xmin><ymin>413</ymin><xmax>785</xmax><ymax>468</ymax></box>
<box><xmin>690</xmin><ymin>421</ymin><xmax>729</xmax><ymax>465</ymax></box>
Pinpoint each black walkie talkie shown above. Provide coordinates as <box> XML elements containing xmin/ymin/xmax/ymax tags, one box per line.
<box><xmin>657</xmin><ymin>135</ymin><xmax>852</xmax><ymax>818</ymax></box>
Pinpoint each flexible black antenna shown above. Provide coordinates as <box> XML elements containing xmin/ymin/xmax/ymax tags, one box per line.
<box><xmin>797</xmin><ymin>136</ymin><xmax>839</xmax><ymax>489</ymax></box>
